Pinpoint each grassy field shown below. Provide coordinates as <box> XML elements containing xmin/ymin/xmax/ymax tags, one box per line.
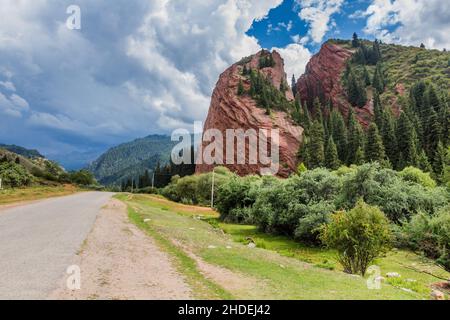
<box><xmin>117</xmin><ymin>194</ymin><xmax>449</xmax><ymax>300</ymax></box>
<box><xmin>0</xmin><ymin>184</ymin><xmax>80</xmax><ymax>205</ymax></box>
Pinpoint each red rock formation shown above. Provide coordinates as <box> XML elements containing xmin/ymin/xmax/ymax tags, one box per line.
<box><xmin>196</xmin><ymin>50</ymin><xmax>303</xmax><ymax>177</ymax></box>
<box><xmin>296</xmin><ymin>42</ymin><xmax>374</xmax><ymax>126</ymax></box>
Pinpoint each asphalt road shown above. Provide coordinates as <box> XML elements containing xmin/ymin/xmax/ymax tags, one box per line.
<box><xmin>0</xmin><ymin>192</ymin><xmax>114</xmax><ymax>300</ymax></box>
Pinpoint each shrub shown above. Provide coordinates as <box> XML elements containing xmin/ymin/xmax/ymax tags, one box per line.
<box><xmin>160</xmin><ymin>167</ymin><xmax>233</xmax><ymax>206</ymax></box>
<box><xmin>294</xmin><ymin>201</ymin><xmax>334</xmax><ymax>243</ymax></box>
<box><xmin>0</xmin><ymin>162</ymin><xmax>33</xmax><ymax>188</ymax></box>
<box><xmin>339</xmin><ymin>163</ymin><xmax>448</xmax><ymax>222</ymax></box>
<box><xmin>320</xmin><ymin>200</ymin><xmax>392</xmax><ymax>275</ymax></box>
<box><xmin>216</xmin><ymin>174</ymin><xmax>261</xmax><ymax>223</ymax></box>
<box><xmin>135</xmin><ymin>186</ymin><xmax>158</xmax><ymax>194</ymax></box>
<box><xmin>252</xmin><ymin>169</ymin><xmax>340</xmax><ymax>238</ymax></box>
<box><xmin>401</xmin><ymin>207</ymin><xmax>450</xmax><ymax>271</ymax></box>
<box><xmin>400</xmin><ymin>166</ymin><xmax>436</xmax><ymax>188</ymax></box>
<box><xmin>69</xmin><ymin>170</ymin><xmax>96</xmax><ymax>186</ymax></box>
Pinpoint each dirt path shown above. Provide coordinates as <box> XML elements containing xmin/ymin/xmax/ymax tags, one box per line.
<box><xmin>50</xmin><ymin>198</ymin><xmax>192</xmax><ymax>300</ymax></box>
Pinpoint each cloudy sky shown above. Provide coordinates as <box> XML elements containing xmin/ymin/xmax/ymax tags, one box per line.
<box><xmin>0</xmin><ymin>0</ymin><xmax>448</xmax><ymax>168</ymax></box>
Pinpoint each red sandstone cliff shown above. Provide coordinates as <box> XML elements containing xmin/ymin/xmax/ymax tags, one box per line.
<box><xmin>296</xmin><ymin>43</ymin><xmax>374</xmax><ymax>126</ymax></box>
<box><xmin>196</xmin><ymin>50</ymin><xmax>303</xmax><ymax>177</ymax></box>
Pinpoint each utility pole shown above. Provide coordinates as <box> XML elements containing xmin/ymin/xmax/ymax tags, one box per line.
<box><xmin>210</xmin><ymin>167</ymin><xmax>215</xmax><ymax>209</ymax></box>
<box><xmin>131</xmin><ymin>178</ymin><xmax>134</xmax><ymax>193</ymax></box>
<box><xmin>0</xmin><ymin>178</ymin><xmax>2</xmax><ymax>190</ymax></box>
<box><xmin>152</xmin><ymin>172</ymin><xmax>155</xmax><ymax>189</ymax></box>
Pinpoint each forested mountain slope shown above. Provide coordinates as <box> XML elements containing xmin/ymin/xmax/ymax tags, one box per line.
<box><xmin>88</xmin><ymin>135</ymin><xmax>176</xmax><ymax>186</ymax></box>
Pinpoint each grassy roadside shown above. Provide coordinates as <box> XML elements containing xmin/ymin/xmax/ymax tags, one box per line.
<box><xmin>0</xmin><ymin>184</ymin><xmax>80</xmax><ymax>205</ymax></box>
<box><xmin>118</xmin><ymin>194</ymin><xmax>449</xmax><ymax>300</ymax></box>
<box><xmin>123</xmin><ymin>195</ymin><xmax>233</xmax><ymax>300</ymax></box>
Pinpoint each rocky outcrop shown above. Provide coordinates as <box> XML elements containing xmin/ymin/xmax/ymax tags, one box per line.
<box><xmin>296</xmin><ymin>42</ymin><xmax>374</xmax><ymax>126</ymax></box>
<box><xmin>196</xmin><ymin>50</ymin><xmax>303</xmax><ymax>177</ymax></box>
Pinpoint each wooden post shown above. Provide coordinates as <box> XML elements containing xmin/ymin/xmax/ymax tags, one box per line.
<box><xmin>210</xmin><ymin>167</ymin><xmax>215</xmax><ymax>209</ymax></box>
<box><xmin>152</xmin><ymin>173</ymin><xmax>155</xmax><ymax>189</ymax></box>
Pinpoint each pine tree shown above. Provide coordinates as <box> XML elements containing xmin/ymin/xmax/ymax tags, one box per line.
<box><xmin>396</xmin><ymin>112</ymin><xmax>418</xmax><ymax>168</ymax></box>
<box><xmin>352</xmin><ymin>32</ymin><xmax>360</xmax><ymax>48</ymax></box>
<box><xmin>425</xmin><ymin>108</ymin><xmax>441</xmax><ymax>160</ymax></box>
<box><xmin>433</xmin><ymin>141</ymin><xmax>446</xmax><ymax>180</ymax></box>
<box><xmin>366</xmin><ymin>123</ymin><xmax>386</xmax><ymax>162</ymax></box>
<box><xmin>440</xmin><ymin>101</ymin><xmax>449</xmax><ymax>146</ymax></box>
<box><xmin>243</xmin><ymin>65</ymin><xmax>248</xmax><ymax>75</ymax></box>
<box><xmin>381</xmin><ymin>110</ymin><xmax>398</xmax><ymax>168</ymax></box>
<box><xmin>347</xmin><ymin>108</ymin><xmax>365</xmax><ymax>164</ymax></box>
<box><xmin>363</xmin><ymin>66</ymin><xmax>371</xmax><ymax>86</ymax></box>
<box><xmin>417</xmin><ymin>149</ymin><xmax>433</xmax><ymax>173</ymax></box>
<box><xmin>292</xmin><ymin>74</ymin><xmax>297</xmax><ymax>97</ymax></box>
<box><xmin>306</xmin><ymin>120</ymin><xmax>325</xmax><ymax>168</ymax></box>
<box><xmin>237</xmin><ymin>79</ymin><xmax>244</xmax><ymax>95</ymax></box>
<box><xmin>354</xmin><ymin>146</ymin><xmax>365</xmax><ymax>165</ymax></box>
<box><xmin>373</xmin><ymin>92</ymin><xmax>384</xmax><ymax>130</ymax></box>
<box><xmin>372</xmin><ymin>63</ymin><xmax>385</xmax><ymax>93</ymax></box>
<box><xmin>353</xmin><ymin>46</ymin><xmax>366</xmax><ymax>64</ymax></box>
<box><xmin>325</xmin><ymin>136</ymin><xmax>340</xmax><ymax>170</ymax></box>
<box><xmin>370</xmin><ymin>39</ymin><xmax>381</xmax><ymax>64</ymax></box>
<box><xmin>347</xmin><ymin>70</ymin><xmax>367</xmax><ymax>107</ymax></box>
<box><xmin>329</xmin><ymin>110</ymin><xmax>348</xmax><ymax>162</ymax></box>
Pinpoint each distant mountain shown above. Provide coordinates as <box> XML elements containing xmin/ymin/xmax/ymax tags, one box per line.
<box><xmin>87</xmin><ymin>135</ymin><xmax>176</xmax><ymax>186</ymax></box>
<box><xmin>0</xmin><ymin>144</ymin><xmax>44</xmax><ymax>159</ymax></box>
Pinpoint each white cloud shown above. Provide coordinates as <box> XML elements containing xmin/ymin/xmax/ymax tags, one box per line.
<box><xmin>362</xmin><ymin>0</ymin><xmax>450</xmax><ymax>50</ymax></box>
<box><xmin>0</xmin><ymin>92</ymin><xmax>29</xmax><ymax>118</ymax></box>
<box><xmin>0</xmin><ymin>0</ymin><xmax>316</xmax><ymax>166</ymax></box>
<box><xmin>296</xmin><ymin>0</ymin><xmax>344</xmax><ymax>44</ymax></box>
<box><xmin>272</xmin><ymin>43</ymin><xmax>312</xmax><ymax>79</ymax></box>
<box><xmin>0</xmin><ymin>81</ymin><xmax>16</xmax><ymax>91</ymax></box>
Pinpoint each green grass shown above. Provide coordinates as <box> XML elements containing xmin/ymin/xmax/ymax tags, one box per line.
<box><xmin>215</xmin><ymin>220</ymin><xmax>449</xmax><ymax>296</ymax></box>
<box><xmin>0</xmin><ymin>185</ymin><xmax>80</xmax><ymax>205</ymax></box>
<box><xmin>118</xmin><ymin>194</ymin><xmax>449</xmax><ymax>300</ymax></box>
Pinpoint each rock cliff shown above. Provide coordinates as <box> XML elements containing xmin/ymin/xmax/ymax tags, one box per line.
<box><xmin>195</xmin><ymin>50</ymin><xmax>303</xmax><ymax>177</ymax></box>
<box><xmin>296</xmin><ymin>42</ymin><xmax>374</xmax><ymax>126</ymax></box>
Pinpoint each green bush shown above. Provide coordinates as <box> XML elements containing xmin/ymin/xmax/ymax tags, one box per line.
<box><xmin>339</xmin><ymin>163</ymin><xmax>448</xmax><ymax>222</ymax></box>
<box><xmin>401</xmin><ymin>207</ymin><xmax>450</xmax><ymax>271</ymax></box>
<box><xmin>400</xmin><ymin>166</ymin><xmax>436</xmax><ymax>188</ymax></box>
<box><xmin>161</xmin><ymin>167</ymin><xmax>233</xmax><ymax>206</ymax></box>
<box><xmin>252</xmin><ymin>169</ymin><xmax>340</xmax><ymax>240</ymax></box>
<box><xmin>0</xmin><ymin>162</ymin><xmax>33</xmax><ymax>188</ymax></box>
<box><xmin>320</xmin><ymin>200</ymin><xmax>392</xmax><ymax>275</ymax></box>
<box><xmin>69</xmin><ymin>170</ymin><xmax>96</xmax><ymax>186</ymax></box>
<box><xmin>216</xmin><ymin>174</ymin><xmax>261</xmax><ymax>223</ymax></box>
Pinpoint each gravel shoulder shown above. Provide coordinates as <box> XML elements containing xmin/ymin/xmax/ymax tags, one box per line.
<box><xmin>49</xmin><ymin>198</ymin><xmax>192</xmax><ymax>300</ymax></box>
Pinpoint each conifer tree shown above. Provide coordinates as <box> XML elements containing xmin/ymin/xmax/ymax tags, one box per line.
<box><xmin>396</xmin><ymin>112</ymin><xmax>418</xmax><ymax>168</ymax></box>
<box><xmin>292</xmin><ymin>74</ymin><xmax>297</xmax><ymax>97</ymax></box>
<box><xmin>433</xmin><ymin>141</ymin><xmax>446</xmax><ymax>180</ymax></box>
<box><xmin>325</xmin><ymin>136</ymin><xmax>340</xmax><ymax>170</ymax></box>
<box><xmin>417</xmin><ymin>149</ymin><xmax>433</xmax><ymax>173</ymax></box>
<box><xmin>352</xmin><ymin>32</ymin><xmax>360</xmax><ymax>48</ymax></box>
<box><xmin>237</xmin><ymin>79</ymin><xmax>244</xmax><ymax>95</ymax></box>
<box><xmin>363</xmin><ymin>66</ymin><xmax>371</xmax><ymax>86</ymax></box>
<box><xmin>381</xmin><ymin>110</ymin><xmax>398</xmax><ymax>168</ymax></box>
<box><xmin>347</xmin><ymin>108</ymin><xmax>365</xmax><ymax>164</ymax></box>
<box><xmin>366</xmin><ymin>123</ymin><xmax>386</xmax><ymax>162</ymax></box>
<box><xmin>347</xmin><ymin>71</ymin><xmax>367</xmax><ymax>107</ymax></box>
<box><xmin>370</xmin><ymin>39</ymin><xmax>381</xmax><ymax>64</ymax></box>
<box><xmin>329</xmin><ymin>110</ymin><xmax>348</xmax><ymax>162</ymax></box>
<box><xmin>306</xmin><ymin>120</ymin><xmax>325</xmax><ymax>168</ymax></box>
<box><xmin>373</xmin><ymin>92</ymin><xmax>384</xmax><ymax>130</ymax></box>
<box><xmin>354</xmin><ymin>146</ymin><xmax>365</xmax><ymax>165</ymax></box>
<box><xmin>302</xmin><ymin>103</ymin><xmax>312</xmax><ymax>130</ymax></box>
<box><xmin>425</xmin><ymin>108</ymin><xmax>441</xmax><ymax>160</ymax></box>
<box><xmin>372</xmin><ymin>63</ymin><xmax>385</xmax><ymax>93</ymax></box>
